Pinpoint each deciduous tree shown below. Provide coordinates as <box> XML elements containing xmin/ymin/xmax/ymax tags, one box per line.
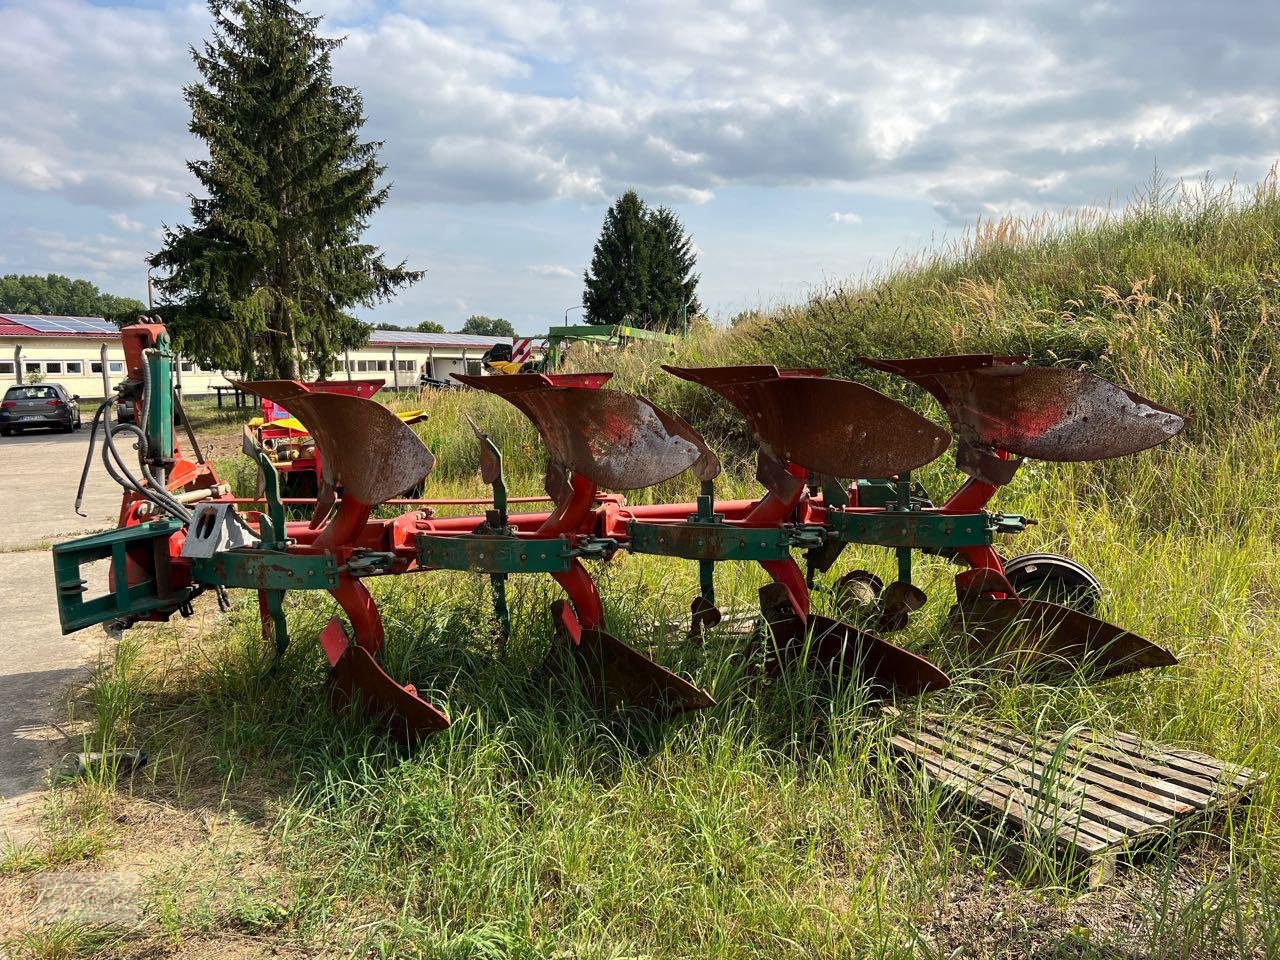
<box><xmin>456</xmin><ymin>315</ymin><xmax>516</xmax><ymax>338</ymax></box>
<box><xmin>0</xmin><ymin>274</ymin><xmax>145</xmax><ymax>320</ymax></box>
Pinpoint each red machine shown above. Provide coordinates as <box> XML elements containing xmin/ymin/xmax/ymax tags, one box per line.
<box><xmin>246</xmin><ymin>378</ymin><xmax>426</xmax><ymax>497</ymax></box>
<box><xmin>53</xmin><ymin>322</ymin><xmax>1187</xmax><ymax>744</ymax></box>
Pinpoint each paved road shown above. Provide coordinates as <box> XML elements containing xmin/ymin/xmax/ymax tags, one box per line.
<box><xmin>0</xmin><ymin>425</ymin><xmax>122</xmax><ymax>810</ymax></box>
<box><xmin>0</xmin><ymin>426</ymin><xmax>121</xmax><ymax>549</ymax></box>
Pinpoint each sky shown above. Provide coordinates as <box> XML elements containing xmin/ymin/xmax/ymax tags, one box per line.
<box><xmin>1</xmin><ymin>0</ymin><xmax>1278</xmax><ymax>335</ymax></box>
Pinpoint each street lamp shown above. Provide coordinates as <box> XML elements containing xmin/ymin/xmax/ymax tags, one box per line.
<box><xmin>564</xmin><ymin>304</ymin><xmax>583</xmax><ymax>325</ymax></box>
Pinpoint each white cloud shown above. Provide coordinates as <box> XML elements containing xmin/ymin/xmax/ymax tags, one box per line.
<box><xmin>5</xmin><ymin>0</ymin><xmax>1280</xmax><ymax>222</ymax></box>
<box><xmin>109</xmin><ymin>213</ymin><xmax>147</xmax><ymax>233</ymax></box>
<box><xmin>527</xmin><ymin>264</ymin><xmax>577</xmax><ymax>278</ymax></box>
<box><xmin>3</xmin><ymin>0</ymin><xmax>1280</xmax><ymax>314</ymax></box>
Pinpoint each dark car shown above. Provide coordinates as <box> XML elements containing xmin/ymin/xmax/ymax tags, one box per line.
<box><xmin>0</xmin><ymin>383</ymin><xmax>83</xmax><ymax>435</ymax></box>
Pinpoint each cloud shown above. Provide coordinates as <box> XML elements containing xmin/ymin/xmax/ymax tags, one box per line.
<box><xmin>28</xmin><ymin>229</ymin><xmax>148</xmax><ymax>277</ymax></box>
<box><xmin>527</xmin><ymin>264</ymin><xmax>577</xmax><ymax>278</ymax></box>
<box><xmin>109</xmin><ymin>213</ymin><xmax>147</xmax><ymax>233</ymax></box>
<box><xmin>831</xmin><ymin>212</ymin><xmax>863</xmax><ymax>224</ymax></box>
<box><xmin>2</xmin><ymin>0</ymin><xmax>1280</xmax><ymax>306</ymax></box>
<box><xmin>0</xmin><ymin>2</ymin><xmax>202</xmax><ymax>210</ymax></box>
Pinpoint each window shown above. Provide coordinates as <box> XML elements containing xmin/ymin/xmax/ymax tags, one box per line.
<box><xmin>109</xmin><ymin>362</ymin><xmax>124</xmax><ymax>373</ymax></box>
<box><xmin>0</xmin><ymin>361</ymin><xmax>13</xmax><ymax>375</ymax></box>
<box><xmin>91</xmin><ymin>361</ymin><xmax>102</xmax><ymax>373</ymax></box>
<box><xmin>356</xmin><ymin>360</ymin><xmax>369</xmax><ymax>372</ymax></box>
<box><xmin>65</xmin><ymin>362</ymin><xmax>82</xmax><ymax>374</ymax></box>
<box><xmin>466</xmin><ymin>360</ymin><xmax>483</xmax><ymax>376</ymax></box>
<box><xmin>398</xmin><ymin>359</ymin><xmax>415</xmax><ymax>371</ymax></box>
<box><xmin>44</xmin><ymin>362</ymin><xmax>63</xmax><ymax>374</ymax></box>
<box><xmin>24</xmin><ymin>362</ymin><xmax>41</xmax><ymax>374</ymax></box>
<box><xmin>5</xmin><ymin>385</ymin><xmax>56</xmax><ymax>400</ymax></box>
<box><xmin>376</xmin><ymin>360</ymin><xmax>388</xmax><ymax>372</ymax></box>
<box><xmin>180</xmin><ymin>361</ymin><xmax>194</xmax><ymax>372</ymax></box>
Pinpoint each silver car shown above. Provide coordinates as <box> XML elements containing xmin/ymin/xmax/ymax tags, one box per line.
<box><xmin>0</xmin><ymin>383</ymin><xmax>83</xmax><ymax>436</ymax></box>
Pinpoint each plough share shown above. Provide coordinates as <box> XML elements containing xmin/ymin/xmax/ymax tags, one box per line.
<box><xmin>52</xmin><ymin>322</ymin><xmax>1186</xmax><ymax>741</ymax></box>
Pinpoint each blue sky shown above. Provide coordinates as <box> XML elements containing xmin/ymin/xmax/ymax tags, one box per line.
<box><xmin>2</xmin><ymin>0</ymin><xmax>1278</xmax><ymax>334</ymax></box>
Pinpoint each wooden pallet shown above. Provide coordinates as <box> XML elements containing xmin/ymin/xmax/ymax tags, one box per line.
<box><xmin>889</xmin><ymin>713</ymin><xmax>1266</xmax><ymax>886</ymax></box>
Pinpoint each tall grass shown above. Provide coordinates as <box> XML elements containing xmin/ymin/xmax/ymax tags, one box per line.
<box><xmin>38</xmin><ymin>174</ymin><xmax>1280</xmax><ymax>959</ymax></box>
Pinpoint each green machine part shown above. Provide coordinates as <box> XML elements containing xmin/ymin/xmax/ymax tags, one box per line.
<box><xmin>52</xmin><ymin>519</ymin><xmax>190</xmax><ymax>634</ymax></box>
<box><xmin>145</xmin><ymin>332</ymin><xmax>175</xmax><ymax>467</ymax></box>
<box><xmin>416</xmin><ymin>534</ymin><xmax>575</xmax><ymax>574</ymax></box>
<box><xmin>824</xmin><ymin>474</ymin><xmax>1029</xmax><ymax>588</ymax></box>
<box><xmin>626</xmin><ymin>521</ymin><xmax>794</xmax><ymax>563</ymax></box>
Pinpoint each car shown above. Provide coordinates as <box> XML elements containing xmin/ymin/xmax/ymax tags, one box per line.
<box><xmin>0</xmin><ymin>383</ymin><xmax>83</xmax><ymax>435</ymax></box>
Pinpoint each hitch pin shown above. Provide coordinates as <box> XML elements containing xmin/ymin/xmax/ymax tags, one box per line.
<box><xmin>136</xmin><ymin>483</ymin><xmax>230</xmax><ymax>517</ymax></box>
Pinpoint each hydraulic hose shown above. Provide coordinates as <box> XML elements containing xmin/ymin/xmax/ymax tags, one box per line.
<box><xmin>74</xmin><ymin>397</ymin><xmax>116</xmax><ymax>517</ymax></box>
<box><xmin>102</xmin><ymin>420</ymin><xmax>193</xmax><ymax>524</ymax></box>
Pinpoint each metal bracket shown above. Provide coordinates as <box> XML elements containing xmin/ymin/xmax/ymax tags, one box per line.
<box><xmin>628</xmin><ymin>520</ymin><xmax>793</xmax><ymax>562</ymax></box>
<box><xmin>181</xmin><ymin>503</ymin><xmax>259</xmax><ymax>559</ymax></box>
<box><xmin>189</xmin><ymin>548</ymin><xmax>339</xmax><ymax>591</ymax></box>
<box><xmin>51</xmin><ymin>519</ymin><xmax>190</xmax><ymax>634</ymax></box>
<box><xmin>417</xmin><ymin>533</ymin><xmax>575</xmax><ymax>574</ymax></box>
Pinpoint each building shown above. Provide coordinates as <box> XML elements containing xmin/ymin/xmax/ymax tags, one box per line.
<box><xmin>0</xmin><ymin>315</ymin><xmax>536</xmax><ymax>398</ymax></box>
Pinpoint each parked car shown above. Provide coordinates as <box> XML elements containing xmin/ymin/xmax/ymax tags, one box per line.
<box><xmin>0</xmin><ymin>383</ymin><xmax>83</xmax><ymax>435</ymax></box>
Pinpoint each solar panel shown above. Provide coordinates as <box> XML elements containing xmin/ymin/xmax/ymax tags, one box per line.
<box><xmin>66</xmin><ymin>319</ymin><xmax>116</xmax><ymax>333</ymax></box>
<box><xmin>4</xmin><ymin>315</ymin><xmax>119</xmax><ymax>334</ymax></box>
<box><xmin>21</xmin><ymin>317</ymin><xmax>74</xmax><ymax>332</ymax></box>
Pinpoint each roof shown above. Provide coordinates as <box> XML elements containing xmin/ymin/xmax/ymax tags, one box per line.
<box><xmin>0</xmin><ymin>315</ymin><xmax>545</xmax><ymax>351</ymax></box>
<box><xmin>367</xmin><ymin>329</ymin><xmax>530</xmax><ymax>348</ymax></box>
<box><xmin>0</xmin><ymin>314</ymin><xmax>119</xmax><ymax>338</ymax></box>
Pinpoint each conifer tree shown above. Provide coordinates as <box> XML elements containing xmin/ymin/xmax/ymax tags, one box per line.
<box><xmin>581</xmin><ymin>191</ymin><xmax>700</xmax><ymax>330</ymax></box>
<box><xmin>150</xmin><ymin>0</ymin><xmax>421</xmax><ymax>378</ymax></box>
<box><xmin>647</xmin><ymin>205</ymin><xmax>700</xmax><ymax>330</ymax></box>
<box><xmin>582</xmin><ymin>190</ymin><xmax>654</xmax><ymax>327</ymax></box>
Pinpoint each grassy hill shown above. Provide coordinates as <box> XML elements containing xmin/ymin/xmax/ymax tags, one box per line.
<box><xmin>11</xmin><ymin>175</ymin><xmax>1280</xmax><ymax>959</ymax></box>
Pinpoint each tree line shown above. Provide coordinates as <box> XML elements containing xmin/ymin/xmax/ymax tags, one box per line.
<box><xmin>373</xmin><ymin>315</ymin><xmax>517</xmax><ymax>338</ymax></box>
<box><xmin>20</xmin><ymin>0</ymin><xmax>701</xmax><ymax>378</ymax></box>
<box><xmin>0</xmin><ymin>274</ymin><xmax>145</xmax><ymax>319</ymax></box>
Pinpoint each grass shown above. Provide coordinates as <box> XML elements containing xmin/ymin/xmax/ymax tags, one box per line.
<box><xmin>8</xmin><ymin>172</ymin><xmax>1280</xmax><ymax>958</ymax></box>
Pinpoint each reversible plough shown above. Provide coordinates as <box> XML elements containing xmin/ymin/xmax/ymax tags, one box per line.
<box><xmin>52</xmin><ymin>322</ymin><xmax>1186</xmax><ymax>741</ymax></box>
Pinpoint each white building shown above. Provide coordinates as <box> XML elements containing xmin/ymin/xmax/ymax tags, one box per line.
<box><xmin>0</xmin><ymin>315</ymin><xmax>534</xmax><ymax>398</ymax></box>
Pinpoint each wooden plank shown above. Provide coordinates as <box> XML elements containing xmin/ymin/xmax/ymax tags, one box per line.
<box><xmin>1164</xmin><ymin>749</ymin><xmax>1260</xmax><ymax>790</ymax></box>
<box><xmin>1106</xmin><ymin>731</ymin><xmax>1257</xmax><ymax>789</ymax></box>
<box><xmin>948</xmin><ymin>716</ymin><xmax>1249</xmax><ymax>813</ymax></box>
<box><xmin>890</xmin><ymin>734</ymin><xmax>1113</xmax><ymax>852</ymax></box>
<box><xmin>1078</xmin><ymin>733</ymin><xmax>1250</xmax><ymax>802</ymax></box>
<box><xmin>942</xmin><ymin>719</ymin><xmax>1190</xmax><ymax>824</ymax></box>
<box><xmin>962</xmin><ymin>716</ymin><xmax>1211</xmax><ymax>808</ymax></box>
<box><xmin>953</xmin><ymin>717</ymin><xmax>1209</xmax><ymax>813</ymax></box>
<box><xmin>896</xmin><ymin>724</ymin><xmax>1147</xmax><ymax>840</ymax></box>
<box><xmin>889</xmin><ymin>712</ymin><xmax>1266</xmax><ymax>886</ymax></box>
<box><xmin>911</xmin><ymin>720</ymin><xmax>1167</xmax><ymax>836</ymax></box>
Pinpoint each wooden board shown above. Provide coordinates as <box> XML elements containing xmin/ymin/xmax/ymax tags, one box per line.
<box><xmin>889</xmin><ymin>713</ymin><xmax>1267</xmax><ymax>885</ymax></box>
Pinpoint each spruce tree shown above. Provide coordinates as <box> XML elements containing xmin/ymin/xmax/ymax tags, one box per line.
<box><xmin>647</xmin><ymin>206</ymin><xmax>700</xmax><ymax>330</ymax></box>
<box><xmin>150</xmin><ymin>0</ymin><xmax>421</xmax><ymax>378</ymax></box>
<box><xmin>581</xmin><ymin>191</ymin><xmax>700</xmax><ymax>330</ymax></box>
<box><xmin>582</xmin><ymin>190</ymin><xmax>653</xmax><ymax>327</ymax></box>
